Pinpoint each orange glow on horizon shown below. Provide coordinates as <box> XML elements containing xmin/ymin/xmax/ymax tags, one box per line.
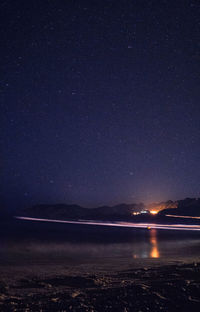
<box><xmin>150</xmin><ymin>210</ymin><xmax>158</xmax><ymax>215</ymax></box>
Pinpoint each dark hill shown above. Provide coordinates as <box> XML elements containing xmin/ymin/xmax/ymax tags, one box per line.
<box><xmin>159</xmin><ymin>198</ymin><xmax>200</xmax><ymax>217</ymax></box>
<box><xmin>18</xmin><ymin>202</ymin><xmax>145</xmax><ymax>221</ymax></box>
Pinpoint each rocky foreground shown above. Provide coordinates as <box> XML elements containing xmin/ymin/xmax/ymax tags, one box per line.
<box><xmin>0</xmin><ymin>262</ymin><xmax>200</xmax><ymax>311</ymax></box>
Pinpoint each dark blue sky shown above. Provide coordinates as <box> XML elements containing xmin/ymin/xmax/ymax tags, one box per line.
<box><xmin>1</xmin><ymin>0</ymin><xmax>200</xmax><ymax>209</ymax></box>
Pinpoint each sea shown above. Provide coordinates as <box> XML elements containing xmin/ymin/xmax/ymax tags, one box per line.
<box><xmin>0</xmin><ymin>217</ymin><xmax>200</xmax><ymax>279</ymax></box>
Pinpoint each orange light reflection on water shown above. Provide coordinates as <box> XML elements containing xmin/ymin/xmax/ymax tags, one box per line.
<box><xmin>150</xmin><ymin>229</ymin><xmax>160</xmax><ymax>258</ymax></box>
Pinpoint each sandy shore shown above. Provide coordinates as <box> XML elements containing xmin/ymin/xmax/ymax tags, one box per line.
<box><xmin>0</xmin><ymin>262</ymin><xmax>200</xmax><ymax>311</ymax></box>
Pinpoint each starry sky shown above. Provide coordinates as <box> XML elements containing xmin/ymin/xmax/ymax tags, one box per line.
<box><xmin>1</xmin><ymin>0</ymin><xmax>200</xmax><ymax>209</ymax></box>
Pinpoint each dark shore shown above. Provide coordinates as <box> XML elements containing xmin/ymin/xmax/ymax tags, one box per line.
<box><xmin>0</xmin><ymin>262</ymin><xmax>200</xmax><ymax>311</ymax></box>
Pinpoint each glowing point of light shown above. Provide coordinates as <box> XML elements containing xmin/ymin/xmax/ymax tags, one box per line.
<box><xmin>150</xmin><ymin>210</ymin><xmax>158</xmax><ymax>215</ymax></box>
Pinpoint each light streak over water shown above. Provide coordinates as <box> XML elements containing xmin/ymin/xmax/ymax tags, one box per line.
<box><xmin>166</xmin><ymin>214</ymin><xmax>200</xmax><ymax>220</ymax></box>
<box><xmin>15</xmin><ymin>216</ymin><xmax>200</xmax><ymax>231</ymax></box>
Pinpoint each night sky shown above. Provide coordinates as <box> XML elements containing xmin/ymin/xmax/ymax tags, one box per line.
<box><xmin>1</xmin><ymin>0</ymin><xmax>200</xmax><ymax>209</ymax></box>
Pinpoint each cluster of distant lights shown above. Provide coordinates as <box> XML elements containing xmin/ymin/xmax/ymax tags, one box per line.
<box><xmin>133</xmin><ymin>209</ymin><xmax>200</xmax><ymax>220</ymax></box>
<box><xmin>132</xmin><ymin>210</ymin><xmax>158</xmax><ymax>216</ymax></box>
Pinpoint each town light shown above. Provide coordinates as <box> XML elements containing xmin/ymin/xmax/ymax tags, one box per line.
<box><xmin>150</xmin><ymin>210</ymin><xmax>158</xmax><ymax>215</ymax></box>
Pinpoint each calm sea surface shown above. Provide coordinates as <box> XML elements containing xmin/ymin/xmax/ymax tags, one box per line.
<box><xmin>0</xmin><ymin>219</ymin><xmax>200</xmax><ymax>276</ymax></box>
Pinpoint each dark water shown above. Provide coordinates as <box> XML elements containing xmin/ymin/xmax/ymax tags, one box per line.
<box><xmin>0</xmin><ymin>219</ymin><xmax>200</xmax><ymax>275</ymax></box>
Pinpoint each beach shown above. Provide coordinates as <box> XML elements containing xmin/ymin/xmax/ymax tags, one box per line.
<box><xmin>0</xmin><ymin>262</ymin><xmax>200</xmax><ymax>311</ymax></box>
